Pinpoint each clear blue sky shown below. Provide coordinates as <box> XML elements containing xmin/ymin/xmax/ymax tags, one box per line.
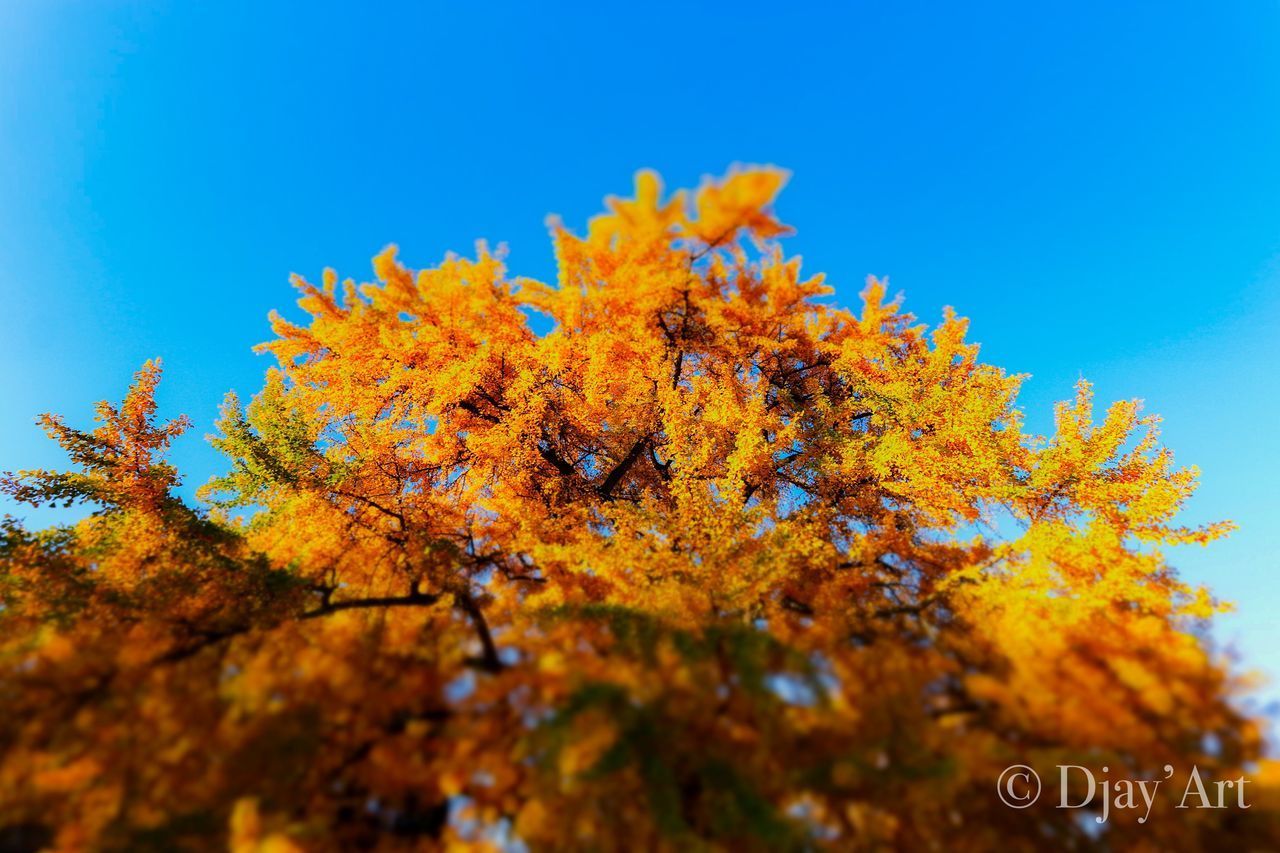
<box><xmin>2</xmin><ymin>2</ymin><xmax>1278</xmax><ymax>729</ymax></box>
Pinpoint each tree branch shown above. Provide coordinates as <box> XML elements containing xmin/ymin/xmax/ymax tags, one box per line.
<box><xmin>456</xmin><ymin>591</ymin><xmax>504</xmax><ymax>673</ymax></box>
<box><xmin>598</xmin><ymin>435</ymin><xmax>649</xmax><ymax>500</ymax></box>
<box><xmin>300</xmin><ymin>590</ymin><xmax>442</xmax><ymax>619</ymax></box>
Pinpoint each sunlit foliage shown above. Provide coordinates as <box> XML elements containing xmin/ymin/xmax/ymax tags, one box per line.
<box><xmin>1</xmin><ymin>169</ymin><xmax>1274</xmax><ymax>850</ymax></box>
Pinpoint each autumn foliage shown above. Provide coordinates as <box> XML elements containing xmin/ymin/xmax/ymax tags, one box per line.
<box><xmin>1</xmin><ymin>169</ymin><xmax>1275</xmax><ymax>850</ymax></box>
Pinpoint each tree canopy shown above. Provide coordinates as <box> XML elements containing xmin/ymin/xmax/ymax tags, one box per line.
<box><xmin>1</xmin><ymin>168</ymin><xmax>1274</xmax><ymax>850</ymax></box>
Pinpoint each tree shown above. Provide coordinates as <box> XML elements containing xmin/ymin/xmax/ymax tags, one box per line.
<box><xmin>1</xmin><ymin>168</ymin><xmax>1275</xmax><ymax>851</ymax></box>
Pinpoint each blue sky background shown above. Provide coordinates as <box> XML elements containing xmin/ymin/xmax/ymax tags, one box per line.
<box><xmin>2</xmin><ymin>2</ymin><xmax>1278</xmax><ymax>733</ymax></box>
